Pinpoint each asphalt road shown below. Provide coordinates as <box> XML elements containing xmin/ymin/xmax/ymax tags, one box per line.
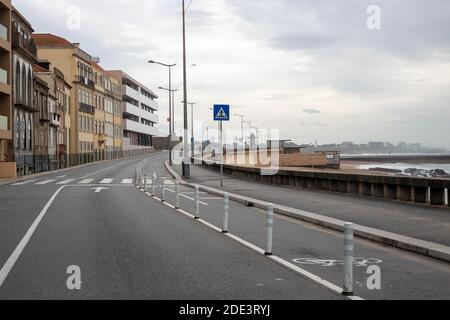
<box><xmin>173</xmin><ymin>161</ymin><xmax>450</xmax><ymax>247</ymax></box>
<box><xmin>0</xmin><ymin>153</ymin><xmax>342</xmax><ymax>300</ymax></box>
<box><xmin>140</xmin><ymin>155</ymin><xmax>450</xmax><ymax>300</ymax></box>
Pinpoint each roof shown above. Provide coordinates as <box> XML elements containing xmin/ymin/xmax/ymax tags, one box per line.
<box><xmin>108</xmin><ymin>69</ymin><xmax>159</xmax><ymax>99</ymax></box>
<box><xmin>33</xmin><ymin>64</ymin><xmax>49</xmax><ymax>73</ymax></box>
<box><xmin>32</xmin><ymin>33</ymin><xmax>74</xmax><ymax>48</ymax></box>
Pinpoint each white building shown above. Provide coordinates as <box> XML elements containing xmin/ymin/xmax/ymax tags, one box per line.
<box><xmin>108</xmin><ymin>70</ymin><xmax>158</xmax><ymax>150</ymax></box>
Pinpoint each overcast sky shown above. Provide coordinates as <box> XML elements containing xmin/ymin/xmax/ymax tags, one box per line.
<box><xmin>14</xmin><ymin>0</ymin><xmax>450</xmax><ymax>148</ymax></box>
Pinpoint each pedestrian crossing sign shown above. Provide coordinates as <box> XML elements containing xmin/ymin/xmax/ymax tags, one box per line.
<box><xmin>213</xmin><ymin>105</ymin><xmax>230</xmax><ymax>121</ymax></box>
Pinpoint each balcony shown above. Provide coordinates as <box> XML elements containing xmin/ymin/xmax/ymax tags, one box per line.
<box><xmin>12</xmin><ymin>28</ymin><xmax>37</xmax><ymax>58</ymax></box>
<box><xmin>49</xmin><ymin>112</ymin><xmax>61</xmax><ymax>127</ymax></box>
<box><xmin>79</xmin><ymin>102</ymin><xmax>95</xmax><ymax>114</ymax></box>
<box><xmin>123</xmin><ymin>119</ymin><xmax>159</xmax><ymax>137</ymax></box>
<box><xmin>74</xmin><ymin>75</ymin><xmax>95</xmax><ymax>89</ymax></box>
<box><xmin>123</xmin><ymin>85</ymin><xmax>158</xmax><ymax>111</ymax></box>
<box><xmin>123</xmin><ymin>102</ymin><xmax>158</xmax><ymax>124</ymax></box>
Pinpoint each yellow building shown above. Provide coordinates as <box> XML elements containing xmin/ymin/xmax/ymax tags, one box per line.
<box><xmin>33</xmin><ymin>34</ymin><xmax>98</xmax><ymax>164</ymax></box>
<box><xmin>92</xmin><ymin>62</ymin><xmax>122</xmax><ymax>160</ymax></box>
<box><xmin>0</xmin><ymin>0</ymin><xmax>14</xmax><ymax>178</ymax></box>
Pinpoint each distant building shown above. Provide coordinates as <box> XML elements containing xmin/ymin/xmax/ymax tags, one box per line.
<box><xmin>108</xmin><ymin>70</ymin><xmax>159</xmax><ymax>150</ymax></box>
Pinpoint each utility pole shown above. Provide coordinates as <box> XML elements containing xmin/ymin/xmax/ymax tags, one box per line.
<box><xmin>182</xmin><ymin>0</ymin><xmax>190</xmax><ymax>178</ymax></box>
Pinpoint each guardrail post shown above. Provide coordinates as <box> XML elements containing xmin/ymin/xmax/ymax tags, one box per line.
<box><xmin>175</xmin><ymin>181</ymin><xmax>180</xmax><ymax>209</ymax></box>
<box><xmin>161</xmin><ymin>178</ymin><xmax>166</xmax><ymax>203</ymax></box>
<box><xmin>194</xmin><ymin>185</ymin><xmax>200</xmax><ymax>219</ymax></box>
<box><xmin>343</xmin><ymin>222</ymin><xmax>354</xmax><ymax>296</ymax></box>
<box><xmin>152</xmin><ymin>172</ymin><xmax>156</xmax><ymax>196</ymax></box>
<box><xmin>222</xmin><ymin>193</ymin><xmax>229</xmax><ymax>233</ymax></box>
<box><xmin>265</xmin><ymin>203</ymin><xmax>274</xmax><ymax>255</ymax></box>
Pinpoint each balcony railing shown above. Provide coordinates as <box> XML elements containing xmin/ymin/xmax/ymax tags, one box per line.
<box><xmin>79</xmin><ymin>102</ymin><xmax>95</xmax><ymax>114</ymax></box>
<box><xmin>0</xmin><ymin>115</ymin><xmax>7</xmax><ymax>130</ymax></box>
<box><xmin>75</xmin><ymin>75</ymin><xmax>95</xmax><ymax>89</ymax></box>
<box><xmin>0</xmin><ymin>24</ymin><xmax>7</xmax><ymax>41</ymax></box>
<box><xmin>12</xmin><ymin>29</ymin><xmax>37</xmax><ymax>57</ymax></box>
<box><xmin>0</xmin><ymin>68</ymin><xmax>7</xmax><ymax>84</ymax></box>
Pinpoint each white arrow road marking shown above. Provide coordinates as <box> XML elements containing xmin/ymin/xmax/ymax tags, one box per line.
<box><xmin>35</xmin><ymin>180</ymin><xmax>57</xmax><ymax>185</ymax></box>
<box><xmin>78</xmin><ymin>179</ymin><xmax>94</xmax><ymax>184</ymax></box>
<box><xmin>11</xmin><ymin>180</ymin><xmax>36</xmax><ymax>186</ymax></box>
<box><xmin>57</xmin><ymin>179</ymin><xmax>76</xmax><ymax>185</ymax></box>
<box><xmin>121</xmin><ymin>179</ymin><xmax>133</xmax><ymax>184</ymax></box>
<box><xmin>92</xmin><ymin>187</ymin><xmax>109</xmax><ymax>193</ymax></box>
<box><xmin>100</xmin><ymin>179</ymin><xmax>114</xmax><ymax>184</ymax></box>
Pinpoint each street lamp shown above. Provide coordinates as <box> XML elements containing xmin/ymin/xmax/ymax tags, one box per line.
<box><xmin>148</xmin><ymin>61</ymin><xmax>176</xmax><ymax>133</ymax></box>
<box><xmin>149</xmin><ymin>60</ymin><xmax>176</xmax><ymax>165</ymax></box>
<box><xmin>182</xmin><ymin>0</ymin><xmax>190</xmax><ymax>178</ymax></box>
<box><xmin>243</xmin><ymin>120</ymin><xmax>252</xmax><ymax>146</ymax></box>
<box><xmin>159</xmin><ymin>86</ymin><xmax>178</xmax><ymax>165</ymax></box>
<box><xmin>181</xmin><ymin>101</ymin><xmax>196</xmax><ymax>163</ymax></box>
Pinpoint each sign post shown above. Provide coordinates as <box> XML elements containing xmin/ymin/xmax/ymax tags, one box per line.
<box><xmin>213</xmin><ymin>105</ymin><xmax>230</xmax><ymax>188</ymax></box>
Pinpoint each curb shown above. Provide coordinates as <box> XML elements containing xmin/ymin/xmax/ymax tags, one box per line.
<box><xmin>164</xmin><ymin>161</ymin><xmax>450</xmax><ymax>264</ymax></box>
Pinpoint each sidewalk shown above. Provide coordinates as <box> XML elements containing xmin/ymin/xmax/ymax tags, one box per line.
<box><xmin>172</xmin><ymin>163</ymin><xmax>450</xmax><ymax>248</ymax></box>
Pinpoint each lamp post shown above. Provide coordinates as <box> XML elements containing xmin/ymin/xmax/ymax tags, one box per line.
<box><xmin>182</xmin><ymin>0</ymin><xmax>190</xmax><ymax>178</ymax></box>
<box><xmin>148</xmin><ymin>60</ymin><xmax>176</xmax><ymax>164</ymax></box>
<box><xmin>243</xmin><ymin>120</ymin><xmax>252</xmax><ymax>147</ymax></box>
<box><xmin>159</xmin><ymin>87</ymin><xmax>178</xmax><ymax>165</ymax></box>
<box><xmin>182</xmin><ymin>101</ymin><xmax>196</xmax><ymax>163</ymax></box>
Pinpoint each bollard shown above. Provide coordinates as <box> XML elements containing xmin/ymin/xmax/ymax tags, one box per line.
<box><xmin>151</xmin><ymin>172</ymin><xmax>156</xmax><ymax>196</ymax></box>
<box><xmin>144</xmin><ymin>174</ymin><xmax>147</xmax><ymax>192</ymax></box>
<box><xmin>175</xmin><ymin>181</ymin><xmax>180</xmax><ymax>209</ymax></box>
<box><xmin>222</xmin><ymin>193</ymin><xmax>229</xmax><ymax>233</ymax></box>
<box><xmin>135</xmin><ymin>170</ymin><xmax>138</xmax><ymax>187</ymax></box>
<box><xmin>194</xmin><ymin>185</ymin><xmax>200</xmax><ymax>219</ymax></box>
<box><xmin>343</xmin><ymin>222</ymin><xmax>354</xmax><ymax>296</ymax></box>
<box><xmin>265</xmin><ymin>203</ymin><xmax>274</xmax><ymax>255</ymax></box>
<box><xmin>161</xmin><ymin>178</ymin><xmax>166</xmax><ymax>202</ymax></box>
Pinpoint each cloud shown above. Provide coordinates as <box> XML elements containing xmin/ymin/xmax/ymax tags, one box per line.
<box><xmin>12</xmin><ymin>0</ymin><xmax>450</xmax><ymax>148</ymax></box>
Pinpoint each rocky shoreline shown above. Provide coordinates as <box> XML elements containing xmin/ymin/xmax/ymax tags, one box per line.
<box><xmin>369</xmin><ymin>167</ymin><xmax>449</xmax><ymax>178</ymax></box>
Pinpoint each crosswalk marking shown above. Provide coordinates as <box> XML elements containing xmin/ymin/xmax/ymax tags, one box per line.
<box><xmin>57</xmin><ymin>179</ymin><xmax>76</xmax><ymax>185</ymax></box>
<box><xmin>11</xmin><ymin>180</ymin><xmax>36</xmax><ymax>186</ymax></box>
<box><xmin>78</xmin><ymin>179</ymin><xmax>94</xmax><ymax>184</ymax></box>
<box><xmin>121</xmin><ymin>179</ymin><xmax>133</xmax><ymax>184</ymax></box>
<box><xmin>100</xmin><ymin>179</ymin><xmax>114</xmax><ymax>184</ymax></box>
<box><xmin>35</xmin><ymin>180</ymin><xmax>56</xmax><ymax>185</ymax></box>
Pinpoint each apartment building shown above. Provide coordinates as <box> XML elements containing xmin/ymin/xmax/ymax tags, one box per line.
<box><xmin>32</xmin><ymin>33</ymin><xmax>96</xmax><ymax>164</ymax></box>
<box><xmin>12</xmin><ymin>6</ymin><xmax>39</xmax><ymax>176</ymax></box>
<box><xmin>33</xmin><ymin>62</ymin><xmax>71</xmax><ymax>170</ymax></box>
<box><xmin>0</xmin><ymin>0</ymin><xmax>13</xmax><ymax>178</ymax></box>
<box><xmin>92</xmin><ymin>62</ymin><xmax>122</xmax><ymax>160</ymax></box>
<box><xmin>109</xmin><ymin>70</ymin><xmax>158</xmax><ymax>150</ymax></box>
<box><xmin>32</xmin><ymin>66</ymin><xmax>49</xmax><ymax>173</ymax></box>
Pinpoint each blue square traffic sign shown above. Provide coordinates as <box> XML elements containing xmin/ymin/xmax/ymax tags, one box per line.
<box><xmin>213</xmin><ymin>105</ymin><xmax>230</xmax><ymax>121</ymax></box>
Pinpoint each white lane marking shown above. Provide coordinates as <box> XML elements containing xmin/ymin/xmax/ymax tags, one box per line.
<box><xmin>92</xmin><ymin>187</ymin><xmax>109</xmax><ymax>193</ymax></box>
<box><xmin>100</xmin><ymin>179</ymin><xmax>114</xmax><ymax>184</ymax></box>
<box><xmin>79</xmin><ymin>161</ymin><xmax>130</xmax><ymax>179</ymax></box>
<box><xmin>11</xmin><ymin>180</ymin><xmax>36</xmax><ymax>186</ymax></box>
<box><xmin>35</xmin><ymin>180</ymin><xmax>56</xmax><ymax>185</ymax></box>
<box><xmin>143</xmin><ymin>187</ymin><xmax>363</xmax><ymax>300</ymax></box>
<box><xmin>121</xmin><ymin>179</ymin><xmax>133</xmax><ymax>184</ymax></box>
<box><xmin>199</xmin><ymin>197</ymin><xmax>223</xmax><ymax>200</ymax></box>
<box><xmin>78</xmin><ymin>179</ymin><xmax>94</xmax><ymax>184</ymax></box>
<box><xmin>55</xmin><ymin>175</ymin><xmax>67</xmax><ymax>178</ymax></box>
<box><xmin>57</xmin><ymin>179</ymin><xmax>76</xmax><ymax>185</ymax></box>
<box><xmin>164</xmin><ymin>188</ymin><xmax>209</xmax><ymax>206</ymax></box>
<box><xmin>0</xmin><ymin>186</ymin><xmax>65</xmax><ymax>288</ymax></box>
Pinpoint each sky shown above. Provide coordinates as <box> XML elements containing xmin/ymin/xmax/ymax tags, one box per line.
<box><xmin>13</xmin><ymin>0</ymin><xmax>450</xmax><ymax>148</ymax></box>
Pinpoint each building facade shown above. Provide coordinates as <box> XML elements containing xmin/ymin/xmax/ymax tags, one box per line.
<box><xmin>32</xmin><ymin>69</ymin><xmax>49</xmax><ymax>173</ymax></box>
<box><xmin>109</xmin><ymin>70</ymin><xmax>159</xmax><ymax>150</ymax></box>
<box><xmin>12</xmin><ymin>6</ymin><xmax>39</xmax><ymax>176</ymax></box>
<box><xmin>0</xmin><ymin>0</ymin><xmax>14</xmax><ymax>178</ymax></box>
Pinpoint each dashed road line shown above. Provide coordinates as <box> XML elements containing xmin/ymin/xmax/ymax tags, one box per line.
<box><xmin>57</xmin><ymin>179</ymin><xmax>76</xmax><ymax>185</ymax></box>
<box><xmin>78</xmin><ymin>179</ymin><xmax>94</xmax><ymax>184</ymax></box>
<box><xmin>35</xmin><ymin>180</ymin><xmax>57</xmax><ymax>185</ymax></box>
